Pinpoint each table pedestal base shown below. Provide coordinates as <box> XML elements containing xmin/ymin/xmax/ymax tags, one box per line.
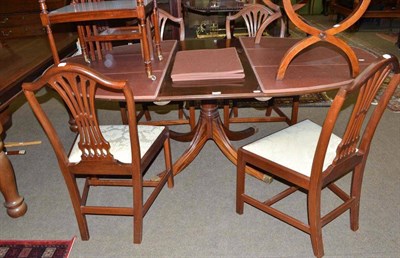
<box><xmin>171</xmin><ymin>101</ymin><xmax>272</xmax><ymax>183</ymax></box>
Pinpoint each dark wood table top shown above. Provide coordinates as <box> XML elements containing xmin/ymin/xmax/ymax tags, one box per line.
<box><xmin>239</xmin><ymin>37</ymin><xmax>378</xmax><ymax>96</ymax></box>
<box><xmin>157</xmin><ymin>37</ymin><xmax>378</xmax><ymax>100</ymax></box>
<box><xmin>66</xmin><ymin>40</ymin><xmax>178</xmax><ymax>101</ymax></box>
<box><xmin>65</xmin><ymin>37</ymin><xmax>378</xmax><ymax>102</ymax></box>
<box><xmin>157</xmin><ymin>38</ymin><xmax>261</xmax><ymax>101</ymax></box>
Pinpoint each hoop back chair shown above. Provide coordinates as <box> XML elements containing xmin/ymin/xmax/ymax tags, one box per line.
<box><xmin>225</xmin><ymin>3</ymin><xmax>285</xmax><ymax>40</ymax></box>
<box><xmin>224</xmin><ymin>2</ymin><xmax>300</xmax><ymax>129</ymax></box>
<box><xmin>158</xmin><ymin>9</ymin><xmax>185</xmax><ymax>41</ymax></box>
<box><xmin>236</xmin><ymin>55</ymin><xmax>400</xmax><ymax>257</ymax></box>
<box><xmin>23</xmin><ymin>62</ymin><xmax>174</xmax><ymax>244</ymax></box>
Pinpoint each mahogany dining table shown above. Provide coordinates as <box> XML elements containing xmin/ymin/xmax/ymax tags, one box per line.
<box><xmin>0</xmin><ymin>36</ymin><xmax>379</xmax><ymax>217</ymax></box>
<box><xmin>0</xmin><ymin>33</ymin><xmax>76</xmax><ymax>218</ymax></box>
<box><xmin>63</xmin><ymin>36</ymin><xmax>378</xmax><ymax>182</ymax></box>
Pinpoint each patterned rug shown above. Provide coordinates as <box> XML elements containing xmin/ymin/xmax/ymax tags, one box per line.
<box><xmin>276</xmin><ymin>92</ymin><xmax>332</xmax><ymax>107</ymax></box>
<box><xmin>372</xmin><ymin>75</ymin><xmax>400</xmax><ymax>113</ymax></box>
<box><xmin>376</xmin><ymin>32</ymin><xmax>398</xmax><ymax>44</ymax></box>
<box><xmin>0</xmin><ymin>237</ymin><xmax>75</xmax><ymax>258</ymax></box>
<box><xmin>234</xmin><ymin>92</ymin><xmax>333</xmax><ymax>108</ymax></box>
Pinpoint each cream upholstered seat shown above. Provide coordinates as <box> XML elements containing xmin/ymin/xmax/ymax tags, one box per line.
<box><xmin>236</xmin><ymin>55</ymin><xmax>400</xmax><ymax>257</ymax></box>
<box><xmin>69</xmin><ymin>125</ymin><xmax>165</xmax><ymax>163</ymax></box>
<box><xmin>242</xmin><ymin>119</ymin><xmax>342</xmax><ymax>177</ymax></box>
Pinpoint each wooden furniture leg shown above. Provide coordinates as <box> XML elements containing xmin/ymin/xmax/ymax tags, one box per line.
<box><xmin>171</xmin><ymin>100</ymin><xmax>272</xmax><ymax>183</ymax></box>
<box><xmin>276</xmin><ymin>0</ymin><xmax>371</xmax><ymax>80</ymax></box>
<box><xmin>0</xmin><ymin>124</ymin><xmax>27</xmax><ymax>218</ymax></box>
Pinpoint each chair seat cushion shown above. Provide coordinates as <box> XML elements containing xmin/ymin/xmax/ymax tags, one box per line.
<box><xmin>69</xmin><ymin>125</ymin><xmax>165</xmax><ymax>164</ymax></box>
<box><xmin>242</xmin><ymin>119</ymin><xmax>342</xmax><ymax>177</ymax></box>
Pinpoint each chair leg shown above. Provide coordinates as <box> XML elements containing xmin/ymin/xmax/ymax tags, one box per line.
<box><xmin>163</xmin><ymin>137</ymin><xmax>174</xmax><ymax>188</ymax></box>
<box><xmin>223</xmin><ymin>102</ymin><xmax>231</xmax><ymax>128</ymax></box>
<box><xmin>265</xmin><ymin>98</ymin><xmax>274</xmax><ymax>116</ymax></box>
<box><xmin>236</xmin><ymin>150</ymin><xmax>245</xmax><ymax>214</ymax></box>
<box><xmin>223</xmin><ymin>96</ymin><xmax>299</xmax><ymax>128</ymax></box>
<box><xmin>187</xmin><ymin>101</ymin><xmax>196</xmax><ymax>130</ymax></box>
<box><xmin>133</xmin><ymin>216</ymin><xmax>143</xmax><ymax>244</ymax></box>
<box><xmin>65</xmin><ymin>174</ymin><xmax>90</xmax><ymax>240</ymax></box>
<box><xmin>350</xmin><ymin>163</ymin><xmax>366</xmax><ymax>231</ymax></box>
<box><xmin>133</xmin><ymin>171</ymin><xmax>143</xmax><ymax>244</ymax></box>
<box><xmin>178</xmin><ymin>101</ymin><xmax>196</xmax><ymax>129</ymax></box>
<box><xmin>143</xmin><ymin>104</ymin><xmax>152</xmax><ymax>121</ymax></box>
<box><xmin>308</xmin><ymin>192</ymin><xmax>324</xmax><ymax>258</ymax></box>
<box><xmin>290</xmin><ymin>96</ymin><xmax>300</xmax><ymax>125</ymax></box>
<box><xmin>121</xmin><ymin>102</ymin><xmax>152</xmax><ymax>124</ymax></box>
<box><xmin>178</xmin><ymin>102</ymin><xmax>184</xmax><ymax>120</ymax></box>
<box><xmin>119</xmin><ymin>102</ymin><xmax>128</xmax><ymax>125</ymax></box>
<box><xmin>233</xmin><ymin>101</ymin><xmax>239</xmax><ymax>117</ymax></box>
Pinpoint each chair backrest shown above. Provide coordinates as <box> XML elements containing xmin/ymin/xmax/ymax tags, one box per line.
<box><xmin>72</xmin><ymin>0</ymin><xmax>114</xmax><ymax>62</ymax></box>
<box><xmin>226</xmin><ymin>3</ymin><xmax>285</xmax><ymax>40</ymax></box>
<box><xmin>23</xmin><ymin>63</ymin><xmax>141</xmax><ymax>169</ymax></box>
<box><xmin>158</xmin><ymin>9</ymin><xmax>185</xmax><ymax>41</ymax></box>
<box><xmin>75</xmin><ymin>4</ymin><xmax>181</xmax><ymax>62</ymax></box>
<box><xmin>312</xmin><ymin>55</ymin><xmax>400</xmax><ymax>184</ymax></box>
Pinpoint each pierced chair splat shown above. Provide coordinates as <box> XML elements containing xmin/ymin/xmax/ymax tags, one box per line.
<box><xmin>225</xmin><ymin>2</ymin><xmax>285</xmax><ymax>40</ymax></box>
<box><xmin>23</xmin><ymin>62</ymin><xmax>174</xmax><ymax>244</ymax></box>
<box><xmin>236</xmin><ymin>55</ymin><xmax>400</xmax><ymax>257</ymax></box>
<box><xmin>224</xmin><ymin>2</ymin><xmax>299</xmax><ymax>128</ymax></box>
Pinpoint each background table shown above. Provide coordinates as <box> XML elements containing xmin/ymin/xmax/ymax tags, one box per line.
<box><xmin>0</xmin><ymin>33</ymin><xmax>76</xmax><ymax>218</ymax></box>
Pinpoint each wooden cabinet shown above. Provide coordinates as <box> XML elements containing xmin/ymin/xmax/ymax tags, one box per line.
<box><xmin>0</xmin><ymin>0</ymin><xmax>68</xmax><ymax>39</ymax></box>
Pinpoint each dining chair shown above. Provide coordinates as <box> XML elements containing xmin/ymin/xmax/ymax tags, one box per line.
<box><xmin>236</xmin><ymin>55</ymin><xmax>400</xmax><ymax>257</ymax></box>
<box><xmin>126</xmin><ymin>9</ymin><xmax>196</xmax><ymax>130</ymax></box>
<box><xmin>224</xmin><ymin>2</ymin><xmax>299</xmax><ymax>128</ymax></box>
<box><xmin>158</xmin><ymin>9</ymin><xmax>185</xmax><ymax>41</ymax></box>
<box><xmin>225</xmin><ymin>3</ymin><xmax>285</xmax><ymax>40</ymax></box>
<box><xmin>23</xmin><ymin>62</ymin><xmax>174</xmax><ymax>244</ymax></box>
<box><xmin>70</xmin><ymin>0</ymin><xmax>162</xmax><ymax>80</ymax></box>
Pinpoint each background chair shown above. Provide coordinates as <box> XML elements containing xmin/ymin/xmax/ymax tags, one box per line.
<box><xmin>75</xmin><ymin>4</ymin><xmax>195</xmax><ymax>131</ymax></box>
<box><xmin>236</xmin><ymin>55</ymin><xmax>400</xmax><ymax>257</ymax></box>
<box><xmin>136</xmin><ymin>9</ymin><xmax>196</xmax><ymax>130</ymax></box>
<box><xmin>223</xmin><ymin>2</ymin><xmax>299</xmax><ymax>128</ymax></box>
<box><xmin>23</xmin><ymin>62</ymin><xmax>174</xmax><ymax>244</ymax></box>
<box><xmin>71</xmin><ymin>0</ymin><xmax>162</xmax><ymax>80</ymax></box>
<box><xmin>225</xmin><ymin>2</ymin><xmax>285</xmax><ymax>40</ymax></box>
<box><xmin>158</xmin><ymin>9</ymin><xmax>185</xmax><ymax>41</ymax></box>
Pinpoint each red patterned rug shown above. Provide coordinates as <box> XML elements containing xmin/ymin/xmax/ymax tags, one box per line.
<box><xmin>0</xmin><ymin>237</ymin><xmax>75</xmax><ymax>258</ymax></box>
<box><xmin>372</xmin><ymin>75</ymin><xmax>400</xmax><ymax>113</ymax></box>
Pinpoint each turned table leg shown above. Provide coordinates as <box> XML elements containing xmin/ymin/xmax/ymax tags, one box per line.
<box><xmin>0</xmin><ymin>124</ymin><xmax>27</xmax><ymax>218</ymax></box>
